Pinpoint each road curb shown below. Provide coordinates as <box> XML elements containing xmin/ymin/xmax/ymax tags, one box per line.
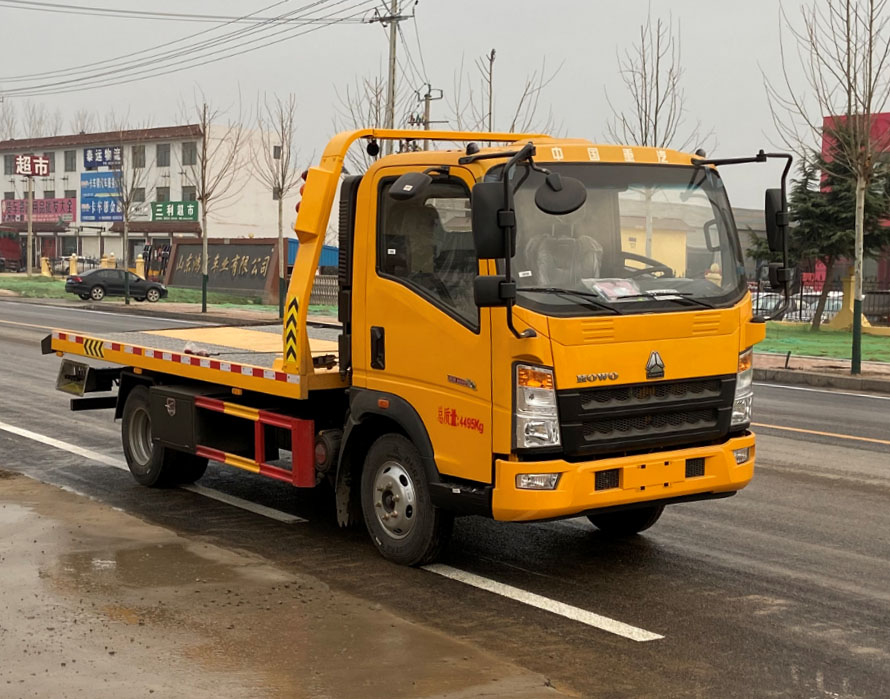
<box><xmin>754</xmin><ymin>367</ymin><xmax>890</xmax><ymax>395</ymax></box>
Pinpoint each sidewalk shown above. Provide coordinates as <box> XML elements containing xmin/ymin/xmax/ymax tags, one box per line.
<box><xmin>754</xmin><ymin>352</ymin><xmax>890</xmax><ymax>394</ymax></box>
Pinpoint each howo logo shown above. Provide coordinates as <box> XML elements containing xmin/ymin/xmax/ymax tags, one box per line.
<box><xmin>577</xmin><ymin>372</ymin><xmax>619</xmax><ymax>383</ymax></box>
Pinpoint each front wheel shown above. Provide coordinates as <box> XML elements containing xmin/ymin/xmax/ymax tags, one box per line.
<box><xmin>587</xmin><ymin>505</ymin><xmax>664</xmax><ymax>536</ymax></box>
<box><xmin>121</xmin><ymin>385</ymin><xmax>208</xmax><ymax>487</ymax></box>
<box><xmin>145</xmin><ymin>287</ymin><xmax>161</xmax><ymax>303</ymax></box>
<box><xmin>361</xmin><ymin>434</ymin><xmax>453</xmax><ymax>566</ymax></box>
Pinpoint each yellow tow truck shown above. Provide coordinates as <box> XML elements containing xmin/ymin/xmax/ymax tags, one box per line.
<box><xmin>43</xmin><ymin>129</ymin><xmax>792</xmax><ymax>565</ymax></box>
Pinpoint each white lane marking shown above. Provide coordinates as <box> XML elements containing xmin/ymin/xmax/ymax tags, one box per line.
<box><xmin>0</xmin><ymin>420</ymin><xmax>304</xmax><ymax>524</ymax></box>
<box><xmin>754</xmin><ymin>382</ymin><xmax>890</xmax><ymax>401</ymax></box>
<box><xmin>1</xmin><ymin>300</ymin><xmax>212</xmax><ymax>325</ymax></box>
<box><xmin>423</xmin><ymin>563</ymin><xmax>664</xmax><ymax>642</ymax></box>
<box><xmin>182</xmin><ymin>484</ymin><xmax>306</xmax><ymax>524</ymax></box>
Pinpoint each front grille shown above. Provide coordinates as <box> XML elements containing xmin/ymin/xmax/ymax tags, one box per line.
<box><xmin>578</xmin><ymin>379</ymin><xmax>722</xmax><ymax>409</ymax></box>
<box><xmin>595</xmin><ymin>469</ymin><xmax>620</xmax><ymax>491</ymax></box>
<box><xmin>582</xmin><ymin>409</ymin><xmax>718</xmax><ymax>439</ymax></box>
<box><xmin>686</xmin><ymin>457</ymin><xmax>706</xmax><ymax>478</ymax></box>
<box><xmin>557</xmin><ymin>374</ymin><xmax>735</xmax><ymax>458</ymax></box>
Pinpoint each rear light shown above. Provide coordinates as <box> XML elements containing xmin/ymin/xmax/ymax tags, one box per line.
<box><xmin>69</xmin><ymin>276</ymin><xmax>82</xmax><ymax>282</ymax></box>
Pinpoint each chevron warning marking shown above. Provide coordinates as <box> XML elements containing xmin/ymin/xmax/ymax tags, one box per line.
<box><xmin>83</xmin><ymin>338</ymin><xmax>105</xmax><ymax>359</ymax></box>
<box><xmin>284</xmin><ymin>296</ymin><xmax>299</xmax><ymax>364</ymax></box>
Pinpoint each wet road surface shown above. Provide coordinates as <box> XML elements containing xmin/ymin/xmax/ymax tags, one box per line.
<box><xmin>1</xmin><ymin>299</ymin><xmax>889</xmax><ymax>698</ymax></box>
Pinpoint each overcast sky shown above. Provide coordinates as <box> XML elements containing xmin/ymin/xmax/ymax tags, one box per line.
<box><xmin>0</xmin><ymin>0</ymin><xmax>813</xmax><ymax>208</ymax></box>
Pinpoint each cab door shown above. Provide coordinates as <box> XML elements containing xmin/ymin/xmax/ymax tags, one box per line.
<box><xmin>355</xmin><ymin>165</ymin><xmax>493</xmax><ymax>484</ymax></box>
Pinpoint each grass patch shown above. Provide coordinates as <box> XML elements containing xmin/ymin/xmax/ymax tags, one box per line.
<box><xmin>760</xmin><ymin>322</ymin><xmax>890</xmax><ymax>362</ymax></box>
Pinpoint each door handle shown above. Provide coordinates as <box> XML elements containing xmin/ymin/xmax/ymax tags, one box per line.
<box><xmin>370</xmin><ymin>326</ymin><xmax>385</xmax><ymax>369</ymax></box>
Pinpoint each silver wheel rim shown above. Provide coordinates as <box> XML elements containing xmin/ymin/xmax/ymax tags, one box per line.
<box><xmin>372</xmin><ymin>461</ymin><xmax>417</xmax><ymax>539</ymax></box>
<box><xmin>90</xmin><ymin>286</ymin><xmax>103</xmax><ymax>300</ymax></box>
<box><xmin>128</xmin><ymin>406</ymin><xmax>152</xmax><ymax>473</ymax></box>
<box><xmin>147</xmin><ymin>289</ymin><xmax>159</xmax><ymax>301</ymax></box>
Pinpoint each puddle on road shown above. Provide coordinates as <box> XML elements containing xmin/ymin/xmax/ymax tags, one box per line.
<box><xmin>0</xmin><ymin>471</ymin><xmax>565</xmax><ymax>698</ymax></box>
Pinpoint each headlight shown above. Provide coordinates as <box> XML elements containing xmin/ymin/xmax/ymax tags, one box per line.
<box><xmin>514</xmin><ymin>364</ymin><xmax>561</xmax><ymax>449</ymax></box>
<box><xmin>731</xmin><ymin>348</ymin><xmax>754</xmax><ymax>427</ymax></box>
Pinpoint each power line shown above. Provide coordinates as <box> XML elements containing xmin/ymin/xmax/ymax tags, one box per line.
<box><xmin>2</xmin><ymin>1</ymin><xmax>376</xmax><ymax>98</ymax></box>
<box><xmin>410</xmin><ymin>9</ymin><xmax>429</xmax><ymax>84</ymax></box>
<box><xmin>0</xmin><ymin>0</ymin><xmax>297</xmax><ymax>82</ymax></box>
<box><xmin>0</xmin><ymin>0</ymin><xmax>369</xmax><ymax>23</ymax></box>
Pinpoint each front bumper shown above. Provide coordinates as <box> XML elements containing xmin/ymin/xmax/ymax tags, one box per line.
<box><xmin>492</xmin><ymin>432</ymin><xmax>755</xmax><ymax>522</ymax></box>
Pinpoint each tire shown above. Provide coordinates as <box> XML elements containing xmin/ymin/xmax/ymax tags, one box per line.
<box><xmin>121</xmin><ymin>386</ymin><xmax>208</xmax><ymax>487</ymax></box>
<box><xmin>134</xmin><ymin>297</ymin><xmax>146</xmax><ymax>303</ymax></box>
<box><xmin>78</xmin><ymin>293</ymin><xmax>90</xmax><ymax>300</ymax></box>
<box><xmin>360</xmin><ymin>434</ymin><xmax>453</xmax><ymax>566</ymax></box>
<box><xmin>587</xmin><ymin>505</ymin><xmax>664</xmax><ymax>536</ymax></box>
<box><xmin>89</xmin><ymin>285</ymin><xmax>105</xmax><ymax>301</ymax></box>
<box><xmin>145</xmin><ymin>287</ymin><xmax>161</xmax><ymax>303</ymax></box>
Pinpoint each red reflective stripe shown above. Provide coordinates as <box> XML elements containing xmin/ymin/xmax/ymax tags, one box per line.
<box><xmin>134</xmin><ymin>346</ymin><xmax>143</xmax><ymax>356</ymax></box>
<box><xmin>291</xmin><ymin>418</ymin><xmax>315</xmax><ymax>487</ymax></box>
<box><xmin>275</xmin><ymin>372</ymin><xmax>286</xmax><ymax>382</ymax></box>
<box><xmin>195</xmin><ymin>396</ymin><xmax>226</xmax><ymax>412</ymax></box>
<box><xmin>252</xmin><ymin>367</ymin><xmax>263</xmax><ymax>378</ymax></box>
<box><xmin>111</xmin><ymin>343</ymin><xmax>121</xmax><ymax>351</ymax></box>
<box><xmin>75</xmin><ymin>336</ymin><xmax>84</xmax><ymax>344</ymax></box>
<box><xmin>195</xmin><ymin>445</ymin><xmax>227</xmax><ymax>462</ymax></box>
<box><xmin>171</xmin><ymin>353</ymin><xmax>181</xmax><ymax>363</ymax></box>
<box><xmin>257</xmin><ymin>410</ymin><xmax>293</xmax><ymax>430</ymax></box>
<box><xmin>258</xmin><ymin>462</ymin><xmax>293</xmax><ymax>484</ymax></box>
<box><xmin>210</xmin><ymin>360</ymin><xmax>220</xmax><ymax>370</ymax></box>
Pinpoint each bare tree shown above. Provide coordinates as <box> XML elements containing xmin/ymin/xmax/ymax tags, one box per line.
<box><xmin>251</xmin><ymin>93</ymin><xmax>304</xmax><ymax>318</ymax></box>
<box><xmin>333</xmin><ymin>72</ymin><xmax>413</xmax><ymax>173</ymax></box>
<box><xmin>448</xmin><ymin>50</ymin><xmax>560</xmax><ymax>134</ymax></box>
<box><xmin>69</xmin><ymin>109</ymin><xmax>98</xmax><ymax>135</ymax></box>
<box><xmin>605</xmin><ymin>11</ymin><xmax>704</xmax><ymax>151</ymax></box>
<box><xmin>102</xmin><ymin>115</ymin><xmax>153</xmax><ymax>303</ymax></box>
<box><xmin>765</xmin><ymin>0</ymin><xmax>890</xmax><ymax>373</ymax></box>
<box><xmin>183</xmin><ymin>96</ymin><xmax>245</xmax><ymax>312</ymax></box>
<box><xmin>20</xmin><ymin>100</ymin><xmax>63</xmax><ymax>138</ymax></box>
<box><xmin>0</xmin><ymin>100</ymin><xmax>17</xmax><ymax>140</ymax></box>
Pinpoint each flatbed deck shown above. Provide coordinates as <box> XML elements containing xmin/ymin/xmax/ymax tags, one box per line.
<box><xmin>49</xmin><ymin>323</ymin><xmax>347</xmax><ymax>398</ymax></box>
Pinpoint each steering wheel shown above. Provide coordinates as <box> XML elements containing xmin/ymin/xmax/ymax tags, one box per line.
<box><xmin>621</xmin><ymin>251</ymin><xmax>675</xmax><ymax>279</ymax></box>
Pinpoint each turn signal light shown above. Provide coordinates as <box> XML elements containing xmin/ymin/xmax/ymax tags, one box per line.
<box><xmin>517</xmin><ymin>366</ymin><xmax>554</xmax><ymax>389</ymax></box>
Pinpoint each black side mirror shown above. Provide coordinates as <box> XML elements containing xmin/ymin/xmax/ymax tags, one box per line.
<box><xmin>471</xmin><ymin>181</ymin><xmax>515</xmax><ymax>259</ymax></box>
<box><xmin>389</xmin><ymin>171</ymin><xmax>432</xmax><ymax>201</ymax></box>
<box><xmin>534</xmin><ymin>173</ymin><xmax>587</xmax><ymax>215</ymax></box>
<box><xmin>764</xmin><ymin>188</ymin><xmax>787</xmax><ymax>254</ymax></box>
<box><xmin>474</xmin><ymin>275</ymin><xmax>516</xmax><ymax>307</ymax></box>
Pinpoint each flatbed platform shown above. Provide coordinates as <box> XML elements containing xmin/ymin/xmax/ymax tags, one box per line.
<box><xmin>49</xmin><ymin>323</ymin><xmax>347</xmax><ymax>398</ymax></box>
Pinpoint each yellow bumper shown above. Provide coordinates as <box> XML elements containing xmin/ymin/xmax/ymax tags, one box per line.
<box><xmin>492</xmin><ymin>433</ymin><xmax>755</xmax><ymax>522</ymax></box>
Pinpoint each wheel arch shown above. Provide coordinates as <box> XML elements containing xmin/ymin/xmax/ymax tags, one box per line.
<box><xmin>333</xmin><ymin>389</ymin><xmax>438</xmax><ymax>527</ymax></box>
<box><xmin>115</xmin><ymin>369</ymin><xmax>155</xmax><ymax>420</ymax></box>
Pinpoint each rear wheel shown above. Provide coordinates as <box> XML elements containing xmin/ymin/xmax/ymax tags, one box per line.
<box><xmin>587</xmin><ymin>505</ymin><xmax>664</xmax><ymax>536</ymax></box>
<box><xmin>78</xmin><ymin>293</ymin><xmax>90</xmax><ymax>300</ymax></box>
<box><xmin>361</xmin><ymin>434</ymin><xmax>453</xmax><ymax>566</ymax></box>
<box><xmin>89</xmin><ymin>285</ymin><xmax>105</xmax><ymax>301</ymax></box>
<box><xmin>121</xmin><ymin>386</ymin><xmax>208</xmax><ymax>487</ymax></box>
<box><xmin>145</xmin><ymin>287</ymin><xmax>161</xmax><ymax>303</ymax></box>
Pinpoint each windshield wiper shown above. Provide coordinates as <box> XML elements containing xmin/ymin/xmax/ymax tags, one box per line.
<box><xmin>517</xmin><ymin>287</ymin><xmax>621</xmax><ymax>314</ymax></box>
<box><xmin>615</xmin><ymin>291</ymin><xmax>715</xmax><ymax>309</ymax></box>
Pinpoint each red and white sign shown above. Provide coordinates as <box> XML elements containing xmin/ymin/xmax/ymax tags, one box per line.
<box><xmin>1</xmin><ymin>197</ymin><xmax>77</xmax><ymax>223</ymax></box>
<box><xmin>13</xmin><ymin>154</ymin><xmax>50</xmax><ymax>177</ymax></box>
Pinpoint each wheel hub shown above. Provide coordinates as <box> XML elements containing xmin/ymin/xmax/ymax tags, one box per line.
<box><xmin>372</xmin><ymin>461</ymin><xmax>416</xmax><ymax>539</ymax></box>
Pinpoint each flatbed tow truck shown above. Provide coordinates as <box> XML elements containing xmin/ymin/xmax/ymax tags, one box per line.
<box><xmin>43</xmin><ymin>129</ymin><xmax>792</xmax><ymax>565</ymax></box>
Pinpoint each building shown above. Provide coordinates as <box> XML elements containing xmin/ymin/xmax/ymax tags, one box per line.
<box><xmin>0</xmin><ymin>124</ymin><xmax>299</xmax><ymax>268</ymax></box>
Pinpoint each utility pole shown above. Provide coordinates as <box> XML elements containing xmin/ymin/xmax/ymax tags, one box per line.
<box><xmin>417</xmin><ymin>84</ymin><xmax>444</xmax><ymax>150</ymax></box>
<box><xmin>370</xmin><ymin>0</ymin><xmax>408</xmax><ymax>155</ymax></box>
<box><xmin>26</xmin><ymin>175</ymin><xmax>33</xmax><ymax>278</ymax></box>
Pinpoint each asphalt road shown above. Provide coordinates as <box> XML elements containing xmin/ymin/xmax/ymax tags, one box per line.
<box><xmin>1</xmin><ymin>298</ymin><xmax>889</xmax><ymax>698</ymax></box>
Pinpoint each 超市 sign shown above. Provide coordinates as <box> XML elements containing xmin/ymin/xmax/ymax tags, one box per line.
<box><xmin>151</xmin><ymin>201</ymin><xmax>199</xmax><ymax>222</ymax></box>
<box><xmin>13</xmin><ymin>154</ymin><xmax>50</xmax><ymax>177</ymax></box>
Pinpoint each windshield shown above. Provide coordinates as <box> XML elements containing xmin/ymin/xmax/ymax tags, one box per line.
<box><xmin>490</xmin><ymin>163</ymin><xmax>747</xmax><ymax>316</ymax></box>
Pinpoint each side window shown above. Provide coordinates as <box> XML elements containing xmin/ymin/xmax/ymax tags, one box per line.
<box><xmin>378</xmin><ymin>178</ymin><xmax>477</xmax><ymax>326</ymax></box>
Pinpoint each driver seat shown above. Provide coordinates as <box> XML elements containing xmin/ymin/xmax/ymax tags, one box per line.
<box><xmin>529</xmin><ymin>234</ymin><xmax>602</xmax><ymax>287</ymax></box>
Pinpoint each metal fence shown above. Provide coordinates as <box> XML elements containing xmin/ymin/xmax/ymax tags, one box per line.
<box><xmin>750</xmin><ymin>278</ymin><xmax>890</xmax><ymax>326</ymax></box>
<box><xmin>310</xmin><ymin>274</ymin><xmax>338</xmax><ymax>307</ymax></box>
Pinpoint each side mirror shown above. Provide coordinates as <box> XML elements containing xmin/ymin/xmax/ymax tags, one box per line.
<box><xmin>471</xmin><ymin>181</ymin><xmax>515</xmax><ymax>259</ymax></box>
<box><xmin>534</xmin><ymin>173</ymin><xmax>587</xmax><ymax>215</ymax></box>
<box><xmin>768</xmin><ymin>262</ymin><xmax>793</xmax><ymax>292</ymax></box>
<box><xmin>389</xmin><ymin>171</ymin><xmax>432</xmax><ymax>201</ymax></box>
<box><xmin>764</xmin><ymin>188</ymin><xmax>787</xmax><ymax>254</ymax></box>
<box><xmin>474</xmin><ymin>275</ymin><xmax>516</xmax><ymax>307</ymax></box>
